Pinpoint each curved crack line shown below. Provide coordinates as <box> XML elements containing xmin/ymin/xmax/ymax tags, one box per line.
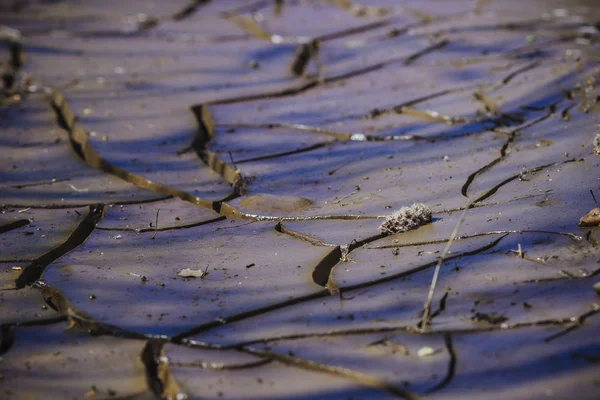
<box><xmin>171</xmin><ymin>235</ymin><xmax>506</xmax><ymax>342</ymax></box>
<box><xmin>15</xmin><ymin>204</ymin><xmax>104</xmax><ymax>288</ymax></box>
<box><xmin>461</xmin><ymin>110</ymin><xmax>553</xmax><ymax>197</ymax></box>
<box><xmin>473</xmin><ymin>158</ymin><xmax>578</xmax><ymax>204</ymax></box>
<box><xmin>363</xmin><ymin>84</ymin><xmax>480</xmax><ymax>120</ymax></box>
<box><xmin>425</xmin><ymin>333</ymin><xmax>456</xmax><ymax>394</ymax></box>
<box><xmin>218</xmin><ymin>308</ymin><xmax>600</xmax><ymax>350</ymax></box>
<box><xmin>522</xmin><ymin>267</ymin><xmax>600</xmax><ymax>284</ymax></box>
<box><xmin>234</xmin><ymin>142</ymin><xmax>330</xmax><ymax>164</ymax></box>
<box><xmin>0</xmin><ymin>194</ymin><xmax>173</xmax><ymax>210</ymax></box>
<box><xmin>203</xmin><ymin>39</ymin><xmax>453</xmax><ymax>106</ymax></box>
<box><xmin>344</xmin><ymin>234</ymin><xmax>507</xmax><ymax>294</ymax></box>
<box><xmin>367</xmin><ymin>229</ymin><xmax>582</xmax><ymax>249</ymax></box>
<box><xmin>50</xmin><ymin>92</ymin><xmax>236</xmax><ymax>210</ymax></box>
<box><xmin>7</xmin><ymin>177</ymin><xmax>71</xmax><ymax>189</ymax></box>
<box><xmin>403</xmin><ymin>38</ymin><xmax>450</xmax><ymax>65</ymax></box>
<box><xmin>240</xmin><ymin>345</ymin><xmax>422</xmax><ymax>400</ymax></box>
<box><xmin>96</xmin><ymin>215</ymin><xmax>225</xmax><ymax>233</ymax></box>
<box><xmin>543</xmin><ymin>304</ymin><xmax>600</xmax><ymax>342</ymax></box>
<box><xmin>0</xmin><ymin>218</ymin><xmax>30</xmax><ymax>234</ymax></box>
<box><xmin>490</xmin><ymin>60</ymin><xmax>541</xmax><ymax>91</ymax></box>
<box><xmin>422</xmin><ymin>156</ymin><xmax>574</xmax><ymax>327</ymax></box>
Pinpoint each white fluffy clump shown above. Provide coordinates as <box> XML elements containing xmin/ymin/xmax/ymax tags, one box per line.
<box><xmin>379</xmin><ymin>203</ymin><xmax>432</xmax><ymax>235</ymax></box>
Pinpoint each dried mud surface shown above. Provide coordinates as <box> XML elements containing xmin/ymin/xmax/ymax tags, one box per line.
<box><xmin>1</xmin><ymin>0</ymin><xmax>600</xmax><ymax>399</ymax></box>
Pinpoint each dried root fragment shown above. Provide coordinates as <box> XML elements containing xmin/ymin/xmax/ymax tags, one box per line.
<box><xmin>378</xmin><ymin>203</ymin><xmax>432</xmax><ymax>235</ymax></box>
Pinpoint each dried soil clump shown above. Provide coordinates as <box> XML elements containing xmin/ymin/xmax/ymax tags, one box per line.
<box><xmin>378</xmin><ymin>203</ymin><xmax>432</xmax><ymax>235</ymax></box>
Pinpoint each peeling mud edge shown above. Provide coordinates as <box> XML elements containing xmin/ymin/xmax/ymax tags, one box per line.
<box><xmin>36</xmin><ymin>281</ymin><xmax>147</xmax><ymax>340</ymax></box>
<box><xmin>49</xmin><ymin>92</ymin><xmax>234</xmax><ymax>211</ymax></box>
<box><xmin>189</xmin><ymin>104</ymin><xmax>249</xmax><ymax>197</ymax></box>
<box><xmin>15</xmin><ymin>204</ymin><xmax>104</xmax><ymax>288</ymax></box>
<box><xmin>0</xmin><ymin>218</ymin><xmax>30</xmax><ymax>234</ymax></box>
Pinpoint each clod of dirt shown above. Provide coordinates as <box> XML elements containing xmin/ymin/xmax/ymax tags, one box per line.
<box><xmin>378</xmin><ymin>203</ymin><xmax>432</xmax><ymax>235</ymax></box>
<box><xmin>239</xmin><ymin>194</ymin><xmax>315</xmax><ymax>214</ymax></box>
<box><xmin>471</xmin><ymin>312</ymin><xmax>509</xmax><ymax>324</ymax></box>
<box><xmin>594</xmin><ymin>281</ymin><xmax>600</xmax><ymax>295</ymax></box>
<box><xmin>579</xmin><ymin>207</ymin><xmax>600</xmax><ymax>227</ymax></box>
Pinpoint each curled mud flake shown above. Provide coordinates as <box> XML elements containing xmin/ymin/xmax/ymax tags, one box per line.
<box><xmin>378</xmin><ymin>203</ymin><xmax>432</xmax><ymax>235</ymax></box>
<box><xmin>177</xmin><ymin>268</ymin><xmax>207</xmax><ymax>279</ymax></box>
<box><xmin>579</xmin><ymin>208</ymin><xmax>600</xmax><ymax>227</ymax></box>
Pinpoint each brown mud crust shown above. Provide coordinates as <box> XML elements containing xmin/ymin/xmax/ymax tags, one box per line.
<box><xmin>1</xmin><ymin>0</ymin><xmax>600</xmax><ymax>399</ymax></box>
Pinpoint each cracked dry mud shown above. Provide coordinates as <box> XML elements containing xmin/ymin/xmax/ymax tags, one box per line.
<box><xmin>1</xmin><ymin>0</ymin><xmax>600</xmax><ymax>399</ymax></box>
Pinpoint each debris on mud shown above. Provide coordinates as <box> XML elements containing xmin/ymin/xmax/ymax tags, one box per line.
<box><xmin>594</xmin><ymin>133</ymin><xmax>600</xmax><ymax>156</ymax></box>
<box><xmin>177</xmin><ymin>268</ymin><xmax>208</xmax><ymax>279</ymax></box>
<box><xmin>417</xmin><ymin>346</ymin><xmax>437</xmax><ymax>357</ymax></box>
<box><xmin>579</xmin><ymin>191</ymin><xmax>600</xmax><ymax>227</ymax></box>
<box><xmin>378</xmin><ymin>203</ymin><xmax>432</xmax><ymax>235</ymax></box>
<box><xmin>580</xmin><ymin>208</ymin><xmax>600</xmax><ymax>227</ymax></box>
<box><xmin>471</xmin><ymin>312</ymin><xmax>509</xmax><ymax>324</ymax></box>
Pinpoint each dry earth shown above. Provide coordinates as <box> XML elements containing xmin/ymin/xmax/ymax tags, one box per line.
<box><xmin>1</xmin><ymin>0</ymin><xmax>600</xmax><ymax>399</ymax></box>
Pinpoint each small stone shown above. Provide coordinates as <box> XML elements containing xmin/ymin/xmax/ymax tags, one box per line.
<box><xmin>593</xmin><ymin>281</ymin><xmax>600</xmax><ymax>295</ymax></box>
<box><xmin>417</xmin><ymin>347</ymin><xmax>436</xmax><ymax>357</ymax></box>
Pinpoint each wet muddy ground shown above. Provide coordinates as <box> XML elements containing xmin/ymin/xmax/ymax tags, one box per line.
<box><xmin>1</xmin><ymin>0</ymin><xmax>600</xmax><ymax>399</ymax></box>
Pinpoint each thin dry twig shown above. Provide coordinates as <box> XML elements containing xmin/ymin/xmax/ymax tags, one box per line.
<box><xmin>421</xmin><ymin>198</ymin><xmax>474</xmax><ymax>329</ymax></box>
